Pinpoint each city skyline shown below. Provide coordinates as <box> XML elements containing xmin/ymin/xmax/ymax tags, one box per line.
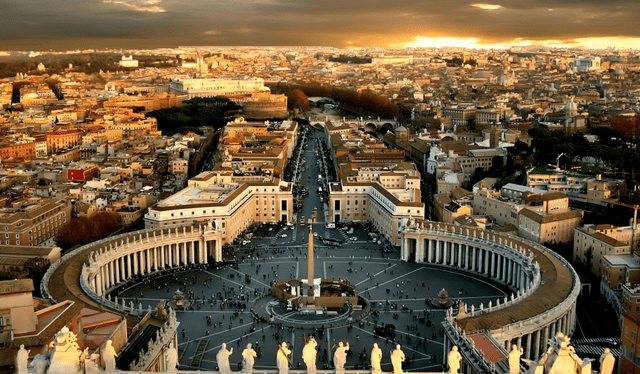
<box><xmin>2</xmin><ymin>0</ymin><xmax>640</xmax><ymax>51</ymax></box>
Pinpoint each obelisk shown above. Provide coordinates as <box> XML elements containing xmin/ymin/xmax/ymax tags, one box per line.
<box><xmin>307</xmin><ymin>227</ymin><xmax>315</xmax><ymax>304</ymax></box>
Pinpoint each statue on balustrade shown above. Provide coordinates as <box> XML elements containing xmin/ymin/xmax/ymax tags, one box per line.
<box><xmin>599</xmin><ymin>348</ymin><xmax>615</xmax><ymax>374</ymax></box>
<box><xmin>370</xmin><ymin>343</ymin><xmax>382</xmax><ymax>374</ymax></box>
<box><xmin>241</xmin><ymin>343</ymin><xmax>257</xmax><ymax>373</ymax></box>
<box><xmin>509</xmin><ymin>344</ymin><xmax>523</xmax><ymax>374</ymax></box>
<box><xmin>216</xmin><ymin>343</ymin><xmax>233</xmax><ymax>374</ymax></box>
<box><xmin>165</xmin><ymin>341</ymin><xmax>179</xmax><ymax>372</ymax></box>
<box><xmin>447</xmin><ymin>346</ymin><xmax>461</xmax><ymax>374</ymax></box>
<box><xmin>101</xmin><ymin>340</ymin><xmax>117</xmax><ymax>372</ymax></box>
<box><xmin>333</xmin><ymin>342</ymin><xmax>349</xmax><ymax>374</ymax></box>
<box><xmin>390</xmin><ymin>345</ymin><xmax>405</xmax><ymax>374</ymax></box>
<box><xmin>47</xmin><ymin>327</ymin><xmax>82</xmax><ymax>374</ymax></box>
<box><xmin>302</xmin><ymin>336</ymin><xmax>317</xmax><ymax>374</ymax></box>
<box><xmin>277</xmin><ymin>342</ymin><xmax>291</xmax><ymax>374</ymax></box>
<box><xmin>16</xmin><ymin>344</ymin><xmax>30</xmax><ymax>374</ymax></box>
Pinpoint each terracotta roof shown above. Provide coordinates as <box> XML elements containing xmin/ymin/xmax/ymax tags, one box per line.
<box><xmin>519</xmin><ymin>209</ymin><xmax>583</xmax><ymax>224</ymax></box>
<box><xmin>524</xmin><ymin>192</ymin><xmax>568</xmax><ymax>203</ymax></box>
<box><xmin>0</xmin><ymin>278</ymin><xmax>34</xmax><ymax>295</ymax></box>
<box><xmin>592</xmin><ymin>232</ymin><xmax>627</xmax><ymax>247</ymax></box>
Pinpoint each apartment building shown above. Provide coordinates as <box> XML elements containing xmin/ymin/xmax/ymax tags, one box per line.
<box><xmin>0</xmin><ymin>198</ymin><xmax>72</xmax><ymax>247</ymax></box>
<box><xmin>575</xmin><ymin>223</ymin><xmax>640</xmax><ymax>277</ymax></box>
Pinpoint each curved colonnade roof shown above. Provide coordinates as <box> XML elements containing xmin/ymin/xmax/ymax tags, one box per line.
<box><xmin>456</xmin><ymin>234</ymin><xmax>575</xmax><ymax>333</ymax></box>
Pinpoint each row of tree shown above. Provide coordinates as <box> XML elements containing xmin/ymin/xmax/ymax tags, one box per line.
<box><xmin>56</xmin><ymin>212</ymin><xmax>120</xmax><ymax>250</ymax></box>
<box><xmin>275</xmin><ymin>84</ymin><xmax>400</xmax><ymax>119</ymax></box>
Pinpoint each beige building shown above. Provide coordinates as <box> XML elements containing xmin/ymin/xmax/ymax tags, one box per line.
<box><xmin>144</xmin><ymin>171</ymin><xmax>294</xmax><ymax>244</ymax></box>
<box><xmin>0</xmin><ymin>197</ymin><xmax>72</xmax><ymax>247</ymax></box>
<box><xmin>574</xmin><ymin>223</ymin><xmax>640</xmax><ymax>278</ymax></box>
<box><xmin>517</xmin><ymin>192</ymin><xmax>583</xmax><ymax>244</ymax></box>
<box><xmin>328</xmin><ymin>176</ymin><xmax>424</xmax><ymax>245</ymax></box>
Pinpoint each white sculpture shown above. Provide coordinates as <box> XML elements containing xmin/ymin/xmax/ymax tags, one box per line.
<box><xmin>390</xmin><ymin>345</ymin><xmax>405</xmax><ymax>374</ymax></box>
<box><xmin>509</xmin><ymin>344</ymin><xmax>523</xmax><ymax>374</ymax></box>
<box><xmin>102</xmin><ymin>340</ymin><xmax>117</xmax><ymax>372</ymax></box>
<box><xmin>302</xmin><ymin>337</ymin><xmax>317</xmax><ymax>374</ymax></box>
<box><xmin>85</xmin><ymin>353</ymin><xmax>102</xmax><ymax>374</ymax></box>
<box><xmin>16</xmin><ymin>344</ymin><xmax>30</xmax><ymax>374</ymax></box>
<box><xmin>447</xmin><ymin>346</ymin><xmax>461</xmax><ymax>374</ymax></box>
<box><xmin>370</xmin><ymin>343</ymin><xmax>382</xmax><ymax>374</ymax></box>
<box><xmin>333</xmin><ymin>342</ymin><xmax>349</xmax><ymax>373</ymax></box>
<box><xmin>216</xmin><ymin>343</ymin><xmax>233</xmax><ymax>374</ymax></box>
<box><xmin>31</xmin><ymin>346</ymin><xmax>49</xmax><ymax>374</ymax></box>
<box><xmin>241</xmin><ymin>343</ymin><xmax>257</xmax><ymax>373</ymax></box>
<box><xmin>165</xmin><ymin>341</ymin><xmax>179</xmax><ymax>372</ymax></box>
<box><xmin>277</xmin><ymin>342</ymin><xmax>291</xmax><ymax>374</ymax></box>
<box><xmin>599</xmin><ymin>348</ymin><xmax>615</xmax><ymax>374</ymax></box>
<box><xmin>48</xmin><ymin>327</ymin><xmax>82</xmax><ymax>374</ymax></box>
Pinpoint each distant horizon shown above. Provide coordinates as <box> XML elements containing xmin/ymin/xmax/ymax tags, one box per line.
<box><xmin>2</xmin><ymin>0</ymin><xmax>639</xmax><ymax>52</ymax></box>
<box><xmin>2</xmin><ymin>41</ymin><xmax>639</xmax><ymax>54</ymax></box>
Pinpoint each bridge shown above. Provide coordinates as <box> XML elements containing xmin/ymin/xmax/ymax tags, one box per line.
<box><xmin>309</xmin><ymin>115</ymin><xmax>403</xmax><ymax>132</ymax></box>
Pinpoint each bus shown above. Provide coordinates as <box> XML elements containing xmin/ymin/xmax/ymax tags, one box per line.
<box><xmin>321</xmin><ymin>237</ymin><xmax>343</xmax><ymax>246</ymax></box>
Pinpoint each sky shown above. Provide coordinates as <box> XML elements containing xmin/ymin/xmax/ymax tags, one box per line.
<box><xmin>2</xmin><ymin>0</ymin><xmax>640</xmax><ymax>51</ymax></box>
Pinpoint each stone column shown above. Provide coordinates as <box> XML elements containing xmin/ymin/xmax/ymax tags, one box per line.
<box><xmin>120</xmin><ymin>257</ymin><xmax>125</xmax><ymax>281</ymax></box>
<box><xmin>525</xmin><ymin>333</ymin><xmax>532</xmax><ymax>360</ymax></box>
<box><xmin>181</xmin><ymin>243</ymin><xmax>187</xmax><ymax>265</ymax></box>
<box><xmin>458</xmin><ymin>244</ymin><xmax>463</xmax><ymax>267</ymax></box>
<box><xmin>189</xmin><ymin>241</ymin><xmax>195</xmax><ymax>264</ymax></box>
<box><xmin>533</xmin><ymin>329</ymin><xmax>541</xmax><ymax>361</ymax></box>
<box><xmin>484</xmin><ymin>249</ymin><xmax>490</xmax><ymax>276</ymax></box>
<box><xmin>435</xmin><ymin>240</ymin><xmax>441</xmax><ymax>263</ymax></box>
<box><xmin>145</xmin><ymin>248</ymin><xmax>151</xmax><ymax>274</ymax></box>
<box><xmin>133</xmin><ymin>252</ymin><xmax>138</xmax><ymax>276</ymax></box>
<box><xmin>153</xmin><ymin>247</ymin><xmax>158</xmax><ymax>270</ymax></box>
<box><xmin>126</xmin><ymin>254</ymin><xmax>131</xmax><ymax>279</ymax></box>
<box><xmin>96</xmin><ymin>270</ymin><xmax>103</xmax><ymax>296</ymax></box>
<box><xmin>199</xmin><ymin>237</ymin><xmax>205</xmax><ymax>263</ymax></box>
<box><xmin>161</xmin><ymin>245</ymin><xmax>166</xmax><ymax>268</ymax></box>
<box><xmin>443</xmin><ymin>241</ymin><xmax>449</xmax><ymax>265</ymax></box>
<box><xmin>216</xmin><ymin>240</ymin><xmax>222</xmax><ymax>262</ymax></box>
<box><xmin>168</xmin><ymin>244</ymin><xmax>173</xmax><ymax>267</ymax></box>
<box><xmin>428</xmin><ymin>239</ymin><xmax>433</xmax><ymax>263</ymax></box>
<box><xmin>471</xmin><ymin>246</ymin><xmax>476</xmax><ymax>271</ymax></box>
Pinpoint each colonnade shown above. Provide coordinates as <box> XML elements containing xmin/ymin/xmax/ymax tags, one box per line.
<box><xmin>404</xmin><ymin>236</ymin><xmax>534</xmax><ymax>293</ymax></box>
<box><xmin>82</xmin><ymin>225</ymin><xmax>223</xmax><ymax>297</ymax></box>
<box><xmin>401</xmin><ymin>219</ymin><xmax>580</xmax><ymax>366</ymax></box>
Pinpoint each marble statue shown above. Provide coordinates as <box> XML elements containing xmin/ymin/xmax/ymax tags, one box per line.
<box><xmin>48</xmin><ymin>326</ymin><xmax>82</xmax><ymax>374</ymax></box>
<box><xmin>241</xmin><ymin>343</ymin><xmax>257</xmax><ymax>373</ymax></box>
<box><xmin>16</xmin><ymin>344</ymin><xmax>30</xmax><ymax>374</ymax></box>
<box><xmin>277</xmin><ymin>342</ymin><xmax>291</xmax><ymax>374</ymax></box>
<box><xmin>85</xmin><ymin>353</ymin><xmax>102</xmax><ymax>374</ymax></box>
<box><xmin>370</xmin><ymin>343</ymin><xmax>382</xmax><ymax>374</ymax></box>
<box><xmin>599</xmin><ymin>348</ymin><xmax>615</xmax><ymax>374</ymax></box>
<box><xmin>166</xmin><ymin>341</ymin><xmax>179</xmax><ymax>372</ymax></box>
<box><xmin>302</xmin><ymin>337</ymin><xmax>317</xmax><ymax>374</ymax></box>
<box><xmin>333</xmin><ymin>342</ymin><xmax>349</xmax><ymax>373</ymax></box>
<box><xmin>390</xmin><ymin>345</ymin><xmax>405</xmax><ymax>374</ymax></box>
<box><xmin>102</xmin><ymin>340</ymin><xmax>117</xmax><ymax>372</ymax></box>
<box><xmin>216</xmin><ymin>343</ymin><xmax>233</xmax><ymax>374</ymax></box>
<box><xmin>509</xmin><ymin>344</ymin><xmax>523</xmax><ymax>374</ymax></box>
<box><xmin>447</xmin><ymin>346</ymin><xmax>461</xmax><ymax>374</ymax></box>
<box><xmin>30</xmin><ymin>346</ymin><xmax>49</xmax><ymax>374</ymax></box>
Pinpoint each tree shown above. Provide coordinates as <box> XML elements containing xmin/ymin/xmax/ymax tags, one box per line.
<box><xmin>286</xmin><ymin>89</ymin><xmax>310</xmax><ymax>112</ymax></box>
<box><xmin>56</xmin><ymin>212</ymin><xmax>120</xmax><ymax>250</ymax></box>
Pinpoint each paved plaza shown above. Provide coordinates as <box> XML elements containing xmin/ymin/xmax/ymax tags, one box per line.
<box><xmin>116</xmin><ymin>230</ymin><xmax>511</xmax><ymax>373</ymax></box>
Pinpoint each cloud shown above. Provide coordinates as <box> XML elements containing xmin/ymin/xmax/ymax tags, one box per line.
<box><xmin>471</xmin><ymin>3</ymin><xmax>502</xmax><ymax>10</ymax></box>
<box><xmin>102</xmin><ymin>0</ymin><xmax>166</xmax><ymax>13</ymax></box>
